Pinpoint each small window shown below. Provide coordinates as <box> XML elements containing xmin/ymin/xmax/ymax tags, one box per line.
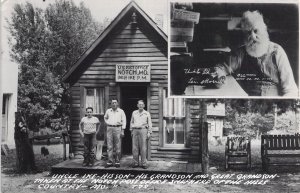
<box><xmin>2</xmin><ymin>95</ymin><xmax>7</xmax><ymax>115</ymax></box>
<box><xmin>207</xmin><ymin>118</ymin><xmax>223</xmax><ymax>138</ymax></box>
<box><xmin>85</xmin><ymin>88</ymin><xmax>104</xmax><ymax>115</ymax></box>
<box><xmin>163</xmin><ymin>89</ymin><xmax>185</xmax><ymax>147</ymax></box>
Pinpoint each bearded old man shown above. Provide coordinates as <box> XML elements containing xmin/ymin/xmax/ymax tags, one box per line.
<box><xmin>216</xmin><ymin>10</ymin><xmax>298</xmax><ymax>96</ymax></box>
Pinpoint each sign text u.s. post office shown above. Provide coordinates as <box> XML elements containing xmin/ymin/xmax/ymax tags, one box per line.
<box><xmin>116</xmin><ymin>64</ymin><xmax>151</xmax><ymax>82</ymax></box>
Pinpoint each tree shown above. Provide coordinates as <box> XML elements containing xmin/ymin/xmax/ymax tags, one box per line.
<box><xmin>224</xmin><ymin>99</ymin><xmax>299</xmax><ymax>138</ymax></box>
<box><xmin>44</xmin><ymin>1</ymin><xmax>101</xmax><ymax>75</ymax></box>
<box><xmin>7</xmin><ymin>0</ymin><xmax>102</xmax><ymax>172</ymax></box>
<box><xmin>42</xmin><ymin>0</ymin><xmax>102</xmax><ymax>121</ymax></box>
<box><xmin>7</xmin><ymin>0</ymin><xmax>102</xmax><ymax>131</ymax></box>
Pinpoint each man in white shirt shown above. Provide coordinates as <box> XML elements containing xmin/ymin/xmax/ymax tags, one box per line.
<box><xmin>104</xmin><ymin>99</ymin><xmax>126</xmax><ymax>168</ymax></box>
<box><xmin>130</xmin><ymin>100</ymin><xmax>152</xmax><ymax>169</ymax></box>
<box><xmin>79</xmin><ymin>107</ymin><xmax>100</xmax><ymax>166</ymax></box>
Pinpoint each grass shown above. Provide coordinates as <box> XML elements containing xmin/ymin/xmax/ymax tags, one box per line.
<box><xmin>2</xmin><ymin>139</ymin><xmax>300</xmax><ymax>174</ymax></box>
<box><xmin>208</xmin><ymin>138</ymin><xmax>300</xmax><ymax>173</ymax></box>
<box><xmin>1</xmin><ymin>144</ymin><xmax>64</xmax><ymax>175</ymax></box>
<box><xmin>1</xmin><ymin>140</ymin><xmax>300</xmax><ymax>193</ymax></box>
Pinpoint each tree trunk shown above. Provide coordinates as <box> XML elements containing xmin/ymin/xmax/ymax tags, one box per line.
<box><xmin>14</xmin><ymin>112</ymin><xmax>36</xmax><ymax>173</ymax></box>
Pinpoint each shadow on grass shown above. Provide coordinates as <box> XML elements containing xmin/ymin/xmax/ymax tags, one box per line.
<box><xmin>1</xmin><ymin>149</ymin><xmax>63</xmax><ymax>175</ymax></box>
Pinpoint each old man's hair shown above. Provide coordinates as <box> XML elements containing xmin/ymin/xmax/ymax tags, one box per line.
<box><xmin>240</xmin><ymin>10</ymin><xmax>267</xmax><ymax>31</ymax></box>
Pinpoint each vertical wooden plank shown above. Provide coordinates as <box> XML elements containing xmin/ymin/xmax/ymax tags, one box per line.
<box><xmin>261</xmin><ymin>135</ymin><xmax>266</xmax><ymax>171</ymax></box>
<box><xmin>291</xmin><ymin>135</ymin><xmax>295</xmax><ymax>149</ymax></box>
<box><xmin>283</xmin><ymin>135</ymin><xmax>287</xmax><ymax>148</ymax></box>
<box><xmin>296</xmin><ymin>134</ymin><xmax>300</xmax><ymax>148</ymax></box>
<box><xmin>199</xmin><ymin>101</ymin><xmax>203</xmax><ymax>164</ymax></box>
<box><xmin>247</xmin><ymin>138</ymin><xmax>251</xmax><ymax>169</ymax></box>
<box><xmin>270</xmin><ymin>135</ymin><xmax>274</xmax><ymax>148</ymax></box>
<box><xmin>158</xmin><ymin>86</ymin><xmax>164</xmax><ymax>147</ymax></box>
<box><xmin>116</xmin><ymin>84</ymin><xmax>121</xmax><ymax>103</ymax></box>
<box><xmin>80</xmin><ymin>85</ymin><xmax>85</xmax><ymax>119</ymax></box>
<box><xmin>147</xmin><ymin>138</ymin><xmax>151</xmax><ymax>161</ymax></box>
<box><xmin>147</xmin><ymin>85</ymin><xmax>151</xmax><ymax>161</ymax></box>
<box><xmin>104</xmin><ymin>85</ymin><xmax>109</xmax><ymax>156</ymax></box>
<box><xmin>78</xmin><ymin>85</ymin><xmax>85</xmax><ymax>157</ymax></box>
<box><xmin>286</xmin><ymin>135</ymin><xmax>291</xmax><ymax>149</ymax></box>
<box><xmin>63</xmin><ymin>135</ymin><xmax>66</xmax><ymax>160</ymax></box>
<box><xmin>200</xmin><ymin>100</ymin><xmax>209</xmax><ymax>174</ymax></box>
<box><xmin>261</xmin><ymin>135</ymin><xmax>265</xmax><ymax>153</ymax></box>
<box><xmin>147</xmin><ymin>84</ymin><xmax>151</xmax><ymax>111</ymax></box>
<box><xmin>105</xmin><ymin>85</ymin><xmax>109</xmax><ymax>110</ymax></box>
<box><xmin>185</xmin><ymin>100</ymin><xmax>191</xmax><ymax>148</ymax></box>
<box><xmin>274</xmin><ymin>135</ymin><xmax>277</xmax><ymax>149</ymax></box>
<box><xmin>202</xmin><ymin>121</ymin><xmax>209</xmax><ymax>173</ymax></box>
<box><xmin>265</xmin><ymin>136</ymin><xmax>268</xmax><ymax>148</ymax></box>
<box><xmin>278</xmin><ymin>135</ymin><xmax>282</xmax><ymax>149</ymax></box>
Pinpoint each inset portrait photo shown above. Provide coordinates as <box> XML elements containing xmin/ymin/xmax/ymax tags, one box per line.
<box><xmin>169</xmin><ymin>1</ymin><xmax>299</xmax><ymax>98</ymax></box>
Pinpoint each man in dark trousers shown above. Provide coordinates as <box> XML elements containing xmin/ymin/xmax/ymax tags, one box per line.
<box><xmin>79</xmin><ymin>107</ymin><xmax>100</xmax><ymax>166</ymax></box>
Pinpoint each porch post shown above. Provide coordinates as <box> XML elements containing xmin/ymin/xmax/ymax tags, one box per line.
<box><xmin>200</xmin><ymin>99</ymin><xmax>209</xmax><ymax>173</ymax></box>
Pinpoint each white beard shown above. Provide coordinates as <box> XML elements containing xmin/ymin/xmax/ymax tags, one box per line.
<box><xmin>245</xmin><ymin>31</ymin><xmax>270</xmax><ymax>58</ymax></box>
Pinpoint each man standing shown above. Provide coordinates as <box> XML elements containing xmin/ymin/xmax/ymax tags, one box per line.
<box><xmin>130</xmin><ymin>100</ymin><xmax>152</xmax><ymax>169</ymax></box>
<box><xmin>79</xmin><ymin>107</ymin><xmax>100</xmax><ymax>167</ymax></box>
<box><xmin>104</xmin><ymin>99</ymin><xmax>126</xmax><ymax>168</ymax></box>
<box><xmin>216</xmin><ymin>10</ymin><xmax>298</xmax><ymax>96</ymax></box>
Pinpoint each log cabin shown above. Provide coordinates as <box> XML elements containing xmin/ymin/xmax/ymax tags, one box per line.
<box><xmin>63</xmin><ymin>1</ymin><xmax>205</xmax><ymax>164</ymax></box>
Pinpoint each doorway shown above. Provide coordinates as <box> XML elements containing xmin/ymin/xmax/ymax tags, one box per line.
<box><xmin>120</xmin><ymin>85</ymin><xmax>147</xmax><ymax>155</ymax></box>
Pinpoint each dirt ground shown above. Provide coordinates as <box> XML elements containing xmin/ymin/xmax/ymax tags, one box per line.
<box><xmin>1</xmin><ymin>141</ymin><xmax>300</xmax><ymax>193</ymax></box>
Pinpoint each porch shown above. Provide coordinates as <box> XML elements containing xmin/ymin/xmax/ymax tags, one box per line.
<box><xmin>51</xmin><ymin>155</ymin><xmax>202</xmax><ymax>174</ymax></box>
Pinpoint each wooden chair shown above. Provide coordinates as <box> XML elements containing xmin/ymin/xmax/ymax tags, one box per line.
<box><xmin>225</xmin><ymin>136</ymin><xmax>251</xmax><ymax>170</ymax></box>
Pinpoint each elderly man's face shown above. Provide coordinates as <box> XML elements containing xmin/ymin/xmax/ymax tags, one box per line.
<box><xmin>243</xmin><ymin>22</ymin><xmax>269</xmax><ymax>57</ymax></box>
<box><xmin>244</xmin><ymin>24</ymin><xmax>264</xmax><ymax>45</ymax></box>
<box><xmin>243</xmin><ymin>21</ymin><xmax>269</xmax><ymax>57</ymax></box>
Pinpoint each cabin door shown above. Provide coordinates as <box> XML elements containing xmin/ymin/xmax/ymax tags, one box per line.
<box><xmin>120</xmin><ymin>86</ymin><xmax>147</xmax><ymax>155</ymax></box>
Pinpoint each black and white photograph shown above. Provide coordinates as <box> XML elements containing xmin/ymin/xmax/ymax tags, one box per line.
<box><xmin>1</xmin><ymin>0</ymin><xmax>300</xmax><ymax>193</ymax></box>
<box><xmin>170</xmin><ymin>1</ymin><xmax>299</xmax><ymax>98</ymax></box>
